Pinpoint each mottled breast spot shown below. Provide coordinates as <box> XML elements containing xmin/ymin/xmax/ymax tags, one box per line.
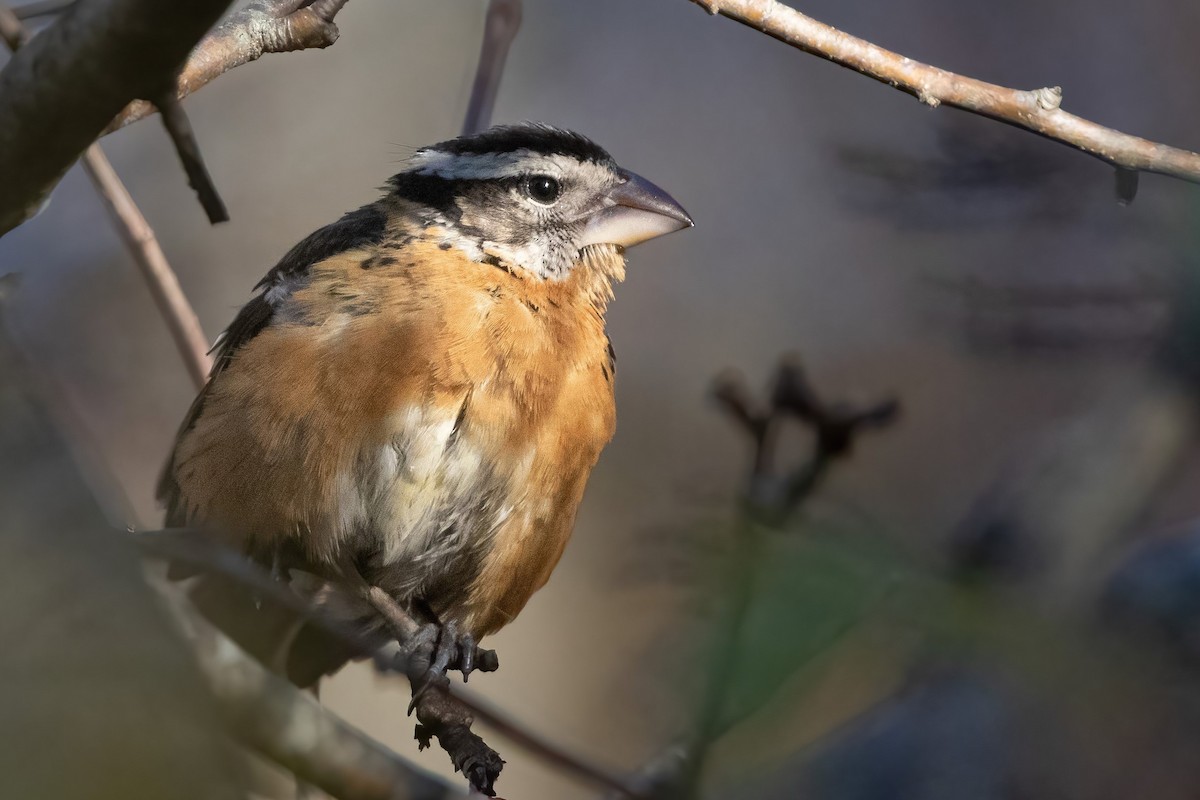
<box><xmin>360</xmin><ymin>254</ymin><xmax>399</xmax><ymax>271</ymax></box>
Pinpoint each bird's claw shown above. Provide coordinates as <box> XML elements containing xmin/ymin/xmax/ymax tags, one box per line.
<box><xmin>397</xmin><ymin>621</ymin><xmax>499</xmax><ymax>688</ymax></box>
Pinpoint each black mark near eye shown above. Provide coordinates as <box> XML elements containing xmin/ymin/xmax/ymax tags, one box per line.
<box><xmin>525</xmin><ymin>175</ymin><xmax>562</xmax><ymax>205</ymax></box>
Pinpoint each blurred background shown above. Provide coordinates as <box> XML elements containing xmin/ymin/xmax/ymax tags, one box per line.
<box><xmin>4</xmin><ymin>0</ymin><xmax>1200</xmax><ymax>797</ymax></box>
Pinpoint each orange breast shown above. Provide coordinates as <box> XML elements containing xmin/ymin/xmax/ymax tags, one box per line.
<box><xmin>170</xmin><ymin>236</ymin><xmax>625</xmax><ymax>636</ymax></box>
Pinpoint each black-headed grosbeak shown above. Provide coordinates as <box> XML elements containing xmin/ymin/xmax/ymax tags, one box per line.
<box><xmin>158</xmin><ymin>123</ymin><xmax>692</xmax><ymax>685</ymax></box>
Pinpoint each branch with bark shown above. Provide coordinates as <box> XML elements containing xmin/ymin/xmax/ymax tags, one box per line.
<box><xmin>137</xmin><ymin>528</ymin><xmax>641</xmax><ymax>799</ymax></box>
<box><xmin>162</xmin><ymin>589</ymin><xmax>459</xmax><ymax>800</ymax></box>
<box><xmin>105</xmin><ymin>0</ymin><xmax>351</xmax><ymax>134</ymax></box>
<box><xmin>688</xmin><ymin>0</ymin><xmax>1200</xmax><ymax>193</ymax></box>
<box><xmin>0</xmin><ymin>0</ymin><xmax>236</xmax><ymax>234</ymax></box>
<box><xmin>154</xmin><ymin>89</ymin><xmax>229</xmax><ymax>224</ymax></box>
<box><xmin>0</xmin><ymin>5</ymin><xmax>217</xmax><ymax>388</ymax></box>
<box><xmin>0</xmin><ymin>0</ymin><xmax>355</xmax><ymax>236</ymax></box>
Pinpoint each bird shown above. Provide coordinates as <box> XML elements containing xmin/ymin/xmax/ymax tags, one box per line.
<box><xmin>158</xmin><ymin>123</ymin><xmax>693</xmax><ymax>686</ymax></box>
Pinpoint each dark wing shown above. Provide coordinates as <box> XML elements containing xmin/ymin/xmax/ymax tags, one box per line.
<box><xmin>157</xmin><ymin>204</ymin><xmax>389</xmax><ymax>525</ymax></box>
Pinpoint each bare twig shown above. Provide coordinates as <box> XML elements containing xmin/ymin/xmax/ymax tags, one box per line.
<box><xmin>134</xmin><ymin>529</ymin><xmax>644</xmax><ymax>799</ymax></box>
<box><xmin>689</xmin><ymin>0</ymin><xmax>1200</xmax><ymax>188</ymax></box>
<box><xmin>0</xmin><ymin>0</ymin><xmax>236</xmax><ymax>235</ymax></box>
<box><xmin>460</xmin><ymin>690</ymin><xmax>636</xmax><ymax>798</ymax></box>
<box><xmin>105</xmin><ymin>0</ymin><xmax>353</xmax><ymax>134</ymax></box>
<box><xmin>461</xmin><ymin>0</ymin><xmax>523</xmax><ymax>136</ymax></box>
<box><xmin>79</xmin><ymin>148</ymin><xmax>213</xmax><ymax>388</ymax></box>
<box><xmin>154</xmin><ymin>90</ymin><xmax>229</xmax><ymax>224</ymax></box>
<box><xmin>714</xmin><ymin>355</ymin><xmax>899</xmax><ymax>521</ymax></box>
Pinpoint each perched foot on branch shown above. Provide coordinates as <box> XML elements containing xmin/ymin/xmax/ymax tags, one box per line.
<box><xmin>400</xmin><ymin>619</ymin><xmax>499</xmax><ymax>684</ymax></box>
<box><xmin>396</xmin><ymin>629</ymin><xmax>505</xmax><ymax>796</ymax></box>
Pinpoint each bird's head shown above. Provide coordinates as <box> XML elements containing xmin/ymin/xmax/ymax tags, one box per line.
<box><xmin>388</xmin><ymin>123</ymin><xmax>692</xmax><ymax>280</ymax></box>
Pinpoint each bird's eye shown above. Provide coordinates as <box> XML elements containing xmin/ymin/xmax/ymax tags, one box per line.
<box><xmin>525</xmin><ymin>175</ymin><xmax>562</xmax><ymax>205</ymax></box>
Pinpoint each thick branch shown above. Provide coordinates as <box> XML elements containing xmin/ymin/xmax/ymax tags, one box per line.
<box><xmin>165</xmin><ymin>591</ymin><xmax>457</xmax><ymax>800</ymax></box>
<box><xmin>1</xmin><ymin>9</ymin><xmax>213</xmax><ymax>389</ymax></box>
<box><xmin>105</xmin><ymin>0</ymin><xmax>351</xmax><ymax>134</ymax></box>
<box><xmin>689</xmin><ymin>0</ymin><xmax>1200</xmax><ymax>187</ymax></box>
<box><xmin>0</xmin><ymin>0</ymin><xmax>236</xmax><ymax>235</ymax></box>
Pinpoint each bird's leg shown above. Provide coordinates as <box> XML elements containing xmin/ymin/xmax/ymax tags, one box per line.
<box><xmin>341</xmin><ymin>572</ymin><xmax>499</xmax><ymax>682</ymax></box>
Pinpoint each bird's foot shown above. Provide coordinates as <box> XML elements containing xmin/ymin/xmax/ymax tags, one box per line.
<box><xmin>398</xmin><ymin>620</ymin><xmax>499</xmax><ymax>685</ymax></box>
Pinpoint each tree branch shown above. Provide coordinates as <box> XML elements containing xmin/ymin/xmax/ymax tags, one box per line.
<box><xmin>461</xmin><ymin>0</ymin><xmax>523</xmax><ymax>136</ymax></box>
<box><xmin>104</xmin><ymin>0</ymin><xmax>352</xmax><ymax>134</ymax></box>
<box><xmin>0</xmin><ymin>8</ymin><xmax>214</xmax><ymax>388</ymax></box>
<box><xmin>155</xmin><ymin>89</ymin><xmax>229</xmax><ymax>224</ymax></box>
<box><xmin>78</xmin><ymin>148</ymin><xmax>214</xmax><ymax>388</ymax></box>
<box><xmin>163</xmin><ymin>588</ymin><xmax>459</xmax><ymax>800</ymax></box>
<box><xmin>0</xmin><ymin>0</ymin><xmax>237</xmax><ymax>235</ymax></box>
<box><xmin>688</xmin><ymin>0</ymin><xmax>1200</xmax><ymax>188</ymax></box>
<box><xmin>713</xmin><ymin>355</ymin><xmax>899</xmax><ymax>521</ymax></box>
<box><xmin>135</xmin><ymin>529</ymin><xmax>643</xmax><ymax>799</ymax></box>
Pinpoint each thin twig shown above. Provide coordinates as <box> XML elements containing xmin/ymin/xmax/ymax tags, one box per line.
<box><xmin>0</xmin><ymin>9</ymin><xmax>212</xmax><ymax>389</ymax></box>
<box><xmin>155</xmin><ymin>89</ymin><xmax>229</xmax><ymax>224</ymax></box>
<box><xmin>105</xmin><ymin>0</ymin><xmax>353</xmax><ymax>134</ymax></box>
<box><xmin>134</xmin><ymin>529</ymin><xmax>644</xmax><ymax>799</ymax></box>
<box><xmin>461</xmin><ymin>0</ymin><xmax>523</xmax><ymax>136</ymax></box>
<box><xmin>458</xmin><ymin>689</ymin><xmax>636</xmax><ymax>798</ymax></box>
<box><xmin>715</xmin><ymin>355</ymin><xmax>899</xmax><ymax>521</ymax></box>
<box><xmin>689</xmin><ymin>0</ymin><xmax>1200</xmax><ymax>189</ymax></box>
<box><xmin>78</xmin><ymin>149</ymin><xmax>213</xmax><ymax>388</ymax></box>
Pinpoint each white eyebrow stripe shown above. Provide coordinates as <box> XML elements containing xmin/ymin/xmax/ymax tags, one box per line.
<box><xmin>402</xmin><ymin>150</ymin><xmax>609</xmax><ymax>182</ymax></box>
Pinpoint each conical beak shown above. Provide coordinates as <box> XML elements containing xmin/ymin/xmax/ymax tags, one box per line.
<box><xmin>581</xmin><ymin>168</ymin><xmax>694</xmax><ymax>249</ymax></box>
